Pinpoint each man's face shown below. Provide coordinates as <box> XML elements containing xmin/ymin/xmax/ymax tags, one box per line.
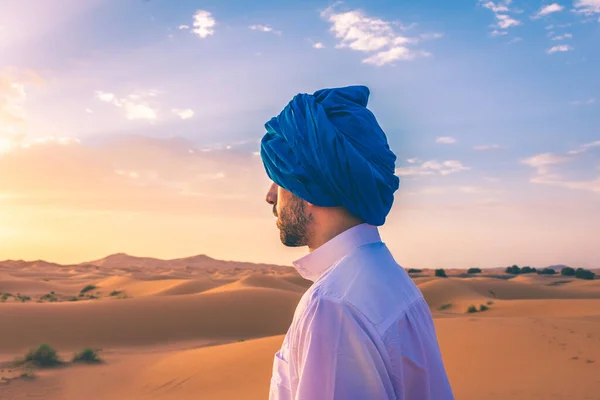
<box><xmin>266</xmin><ymin>183</ymin><xmax>312</xmax><ymax>247</ymax></box>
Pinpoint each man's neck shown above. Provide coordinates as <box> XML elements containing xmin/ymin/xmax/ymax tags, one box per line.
<box><xmin>307</xmin><ymin>219</ymin><xmax>363</xmax><ymax>253</ymax></box>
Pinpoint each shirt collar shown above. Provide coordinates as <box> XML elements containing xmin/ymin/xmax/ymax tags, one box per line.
<box><xmin>292</xmin><ymin>223</ymin><xmax>382</xmax><ymax>282</ymax></box>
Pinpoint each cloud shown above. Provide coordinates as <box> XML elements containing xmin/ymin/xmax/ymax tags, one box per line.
<box><xmin>521</xmin><ymin>152</ymin><xmax>569</xmax><ymax>174</ymax></box>
<box><xmin>1</xmin><ymin>69</ymin><xmax>44</xmax><ymax>141</ymax></box>
<box><xmin>419</xmin><ymin>32</ymin><xmax>444</xmax><ymax>40</ymax></box>
<box><xmin>546</xmin><ymin>44</ymin><xmax>572</xmax><ymax>53</ymax></box>
<box><xmin>531</xmin><ymin>174</ymin><xmax>600</xmax><ymax>193</ymax></box>
<box><xmin>191</xmin><ymin>10</ymin><xmax>216</xmax><ymax>39</ymax></box>
<box><xmin>481</xmin><ymin>1</ymin><xmax>510</xmax><ymax>13</ymax></box>
<box><xmin>172</xmin><ymin>108</ymin><xmax>194</xmax><ymax>120</ymax></box>
<box><xmin>395</xmin><ymin>160</ymin><xmax>470</xmax><ymax>177</ymax></box>
<box><xmin>115</xmin><ymin>170</ymin><xmax>140</xmax><ymax>179</ymax></box>
<box><xmin>574</xmin><ymin>0</ymin><xmax>600</xmax><ymax>18</ymax></box>
<box><xmin>320</xmin><ymin>4</ymin><xmax>440</xmax><ymax>65</ymax></box>
<box><xmin>496</xmin><ymin>14</ymin><xmax>521</xmax><ymax>28</ymax></box>
<box><xmin>436</xmin><ymin>136</ymin><xmax>457</xmax><ymax>144</ymax></box>
<box><xmin>363</xmin><ymin>47</ymin><xmax>428</xmax><ymax>66</ymax></box>
<box><xmin>567</xmin><ymin>140</ymin><xmax>600</xmax><ymax>155</ymax></box>
<box><xmin>570</xmin><ymin>97</ymin><xmax>596</xmax><ymax>105</ymax></box>
<box><xmin>508</xmin><ymin>37</ymin><xmax>523</xmax><ymax>43</ymax></box>
<box><xmin>313</xmin><ymin>42</ymin><xmax>325</xmax><ymax>49</ymax></box>
<box><xmin>474</xmin><ymin>144</ymin><xmax>506</xmax><ymax>150</ymax></box>
<box><xmin>94</xmin><ymin>90</ymin><xmax>158</xmax><ymax>122</ymax></box>
<box><xmin>523</xmin><ymin>145</ymin><xmax>600</xmax><ymax>194</ymax></box>
<box><xmin>533</xmin><ymin>3</ymin><xmax>564</xmax><ymax>18</ymax></box>
<box><xmin>0</xmin><ymin>135</ymin><xmax>267</xmax><ymax>217</ymax></box>
<box><xmin>546</xmin><ymin>23</ymin><xmax>572</xmax><ymax>29</ymax></box>
<box><xmin>18</xmin><ymin>136</ymin><xmax>81</xmax><ymax>149</ymax></box>
<box><xmin>480</xmin><ymin>1</ymin><xmax>521</xmax><ymax>36</ymax></box>
<box><xmin>95</xmin><ymin>91</ymin><xmax>116</xmax><ymax>103</ymax></box>
<box><xmin>249</xmin><ymin>24</ymin><xmax>281</xmax><ymax>35</ymax></box>
<box><xmin>178</xmin><ymin>24</ymin><xmax>190</xmax><ymax>30</ymax></box>
<box><xmin>551</xmin><ymin>33</ymin><xmax>573</xmax><ymax>40</ymax></box>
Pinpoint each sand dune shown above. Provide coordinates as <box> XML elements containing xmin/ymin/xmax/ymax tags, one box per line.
<box><xmin>1</xmin><ymin>256</ymin><xmax>599</xmax><ymax>399</ymax></box>
<box><xmin>0</xmin><ymin>287</ymin><xmax>301</xmax><ymax>355</ymax></box>
<box><xmin>4</xmin><ymin>313</ymin><xmax>600</xmax><ymax>400</ymax></box>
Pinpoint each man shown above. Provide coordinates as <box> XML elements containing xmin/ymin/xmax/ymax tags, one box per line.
<box><xmin>261</xmin><ymin>86</ymin><xmax>454</xmax><ymax>400</ymax></box>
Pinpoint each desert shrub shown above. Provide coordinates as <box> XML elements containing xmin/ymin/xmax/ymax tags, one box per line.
<box><xmin>80</xmin><ymin>285</ymin><xmax>97</xmax><ymax>294</ymax></box>
<box><xmin>16</xmin><ymin>295</ymin><xmax>31</xmax><ymax>302</ymax></box>
<box><xmin>40</xmin><ymin>292</ymin><xmax>57</xmax><ymax>302</ymax></box>
<box><xmin>520</xmin><ymin>266</ymin><xmax>534</xmax><ymax>274</ymax></box>
<box><xmin>67</xmin><ymin>296</ymin><xmax>79</xmax><ymax>302</ymax></box>
<box><xmin>20</xmin><ymin>344</ymin><xmax>62</xmax><ymax>367</ymax></box>
<box><xmin>467</xmin><ymin>268</ymin><xmax>482</xmax><ymax>274</ymax></box>
<box><xmin>487</xmin><ymin>300</ymin><xmax>494</xmax><ymax>305</ymax></box>
<box><xmin>575</xmin><ymin>268</ymin><xmax>596</xmax><ymax>280</ymax></box>
<box><xmin>72</xmin><ymin>348</ymin><xmax>102</xmax><ymax>364</ymax></box>
<box><xmin>407</xmin><ymin>269</ymin><xmax>423</xmax><ymax>274</ymax></box>
<box><xmin>561</xmin><ymin>267</ymin><xmax>576</xmax><ymax>276</ymax></box>
<box><xmin>479</xmin><ymin>304</ymin><xmax>489</xmax><ymax>311</ymax></box>
<box><xmin>538</xmin><ymin>268</ymin><xmax>556</xmax><ymax>275</ymax></box>
<box><xmin>467</xmin><ymin>304</ymin><xmax>478</xmax><ymax>313</ymax></box>
<box><xmin>435</xmin><ymin>269</ymin><xmax>447</xmax><ymax>278</ymax></box>
<box><xmin>109</xmin><ymin>290</ymin><xmax>122</xmax><ymax>297</ymax></box>
<box><xmin>438</xmin><ymin>303</ymin><xmax>452</xmax><ymax>310</ymax></box>
<box><xmin>505</xmin><ymin>265</ymin><xmax>521</xmax><ymax>275</ymax></box>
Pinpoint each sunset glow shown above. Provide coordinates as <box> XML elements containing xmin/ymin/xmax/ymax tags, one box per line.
<box><xmin>0</xmin><ymin>0</ymin><xmax>598</xmax><ymax>269</ymax></box>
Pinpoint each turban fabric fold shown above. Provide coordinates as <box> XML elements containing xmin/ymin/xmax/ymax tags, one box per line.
<box><xmin>260</xmin><ymin>85</ymin><xmax>400</xmax><ymax>226</ymax></box>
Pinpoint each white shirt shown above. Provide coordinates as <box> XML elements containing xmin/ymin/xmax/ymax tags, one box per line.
<box><xmin>269</xmin><ymin>223</ymin><xmax>454</xmax><ymax>400</ymax></box>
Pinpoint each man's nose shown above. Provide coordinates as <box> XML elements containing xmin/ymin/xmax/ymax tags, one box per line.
<box><xmin>266</xmin><ymin>183</ymin><xmax>278</xmax><ymax>205</ymax></box>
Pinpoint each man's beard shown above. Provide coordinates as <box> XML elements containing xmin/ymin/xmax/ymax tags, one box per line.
<box><xmin>275</xmin><ymin>195</ymin><xmax>312</xmax><ymax>247</ymax></box>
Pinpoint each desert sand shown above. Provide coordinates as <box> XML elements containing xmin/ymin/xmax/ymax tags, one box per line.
<box><xmin>1</xmin><ymin>254</ymin><xmax>599</xmax><ymax>399</ymax></box>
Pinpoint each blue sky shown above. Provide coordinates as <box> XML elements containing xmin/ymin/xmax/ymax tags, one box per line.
<box><xmin>0</xmin><ymin>0</ymin><xmax>599</xmax><ymax>268</ymax></box>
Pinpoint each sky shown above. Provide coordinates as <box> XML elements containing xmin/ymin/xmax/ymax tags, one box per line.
<box><xmin>0</xmin><ymin>0</ymin><xmax>599</xmax><ymax>269</ymax></box>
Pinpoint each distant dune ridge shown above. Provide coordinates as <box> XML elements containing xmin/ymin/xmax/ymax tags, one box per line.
<box><xmin>1</xmin><ymin>254</ymin><xmax>599</xmax><ymax>399</ymax></box>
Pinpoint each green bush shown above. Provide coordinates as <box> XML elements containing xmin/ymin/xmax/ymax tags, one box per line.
<box><xmin>109</xmin><ymin>290</ymin><xmax>122</xmax><ymax>297</ymax></box>
<box><xmin>467</xmin><ymin>304</ymin><xmax>478</xmax><ymax>313</ymax></box>
<box><xmin>72</xmin><ymin>348</ymin><xmax>102</xmax><ymax>364</ymax></box>
<box><xmin>21</xmin><ymin>344</ymin><xmax>62</xmax><ymax>367</ymax></box>
<box><xmin>520</xmin><ymin>266</ymin><xmax>534</xmax><ymax>274</ymax></box>
<box><xmin>40</xmin><ymin>292</ymin><xmax>57</xmax><ymax>302</ymax></box>
<box><xmin>15</xmin><ymin>294</ymin><xmax>31</xmax><ymax>302</ymax></box>
<box><xmin>505</xmin><ymin>265</ymin><xmax>521</xmax><ymax>275</ymax></box>
<box><xmin>438</xmin><ymin>303</ymin><xmax>452</xmax><ymax>310</ymax></box>
<box><xmin>561</xmin><ymin>267</ymin><xmax>576</xmax><ymax>276</ymax></box>
<box><xmin>467</xmin><ymin>268</ymin><xmax>482</xmax><ymax>274</ymax></box>
<box><xmin>575</xmin><ymin>268</ymin><xmax>596</xmax><ymax>280</ymax></box>
<box><xmin>487</xmin><ymin>301</ymin><xmax>494</xmax><ymax>305</ymax></box>
<box><xmin>407</xmin><ymin>268</ymin><xmax>423</xmax><ymax>273</ymax></box>
<box><xmin>538</xmin><ymin>268</ymin><xmax>557</xmax><ymax>275</ymax></box>
<box><xmin>435</xmin><ymin>269</ymin><xmax>447</xmax><ymax>278</ymax></box>
<box><xmin>479</xmin><ymin>304</ymin><xmax>489</xmax><ymax>311</ymax></box>
<box><xmin>80</xmin><ymin>285</ymin><xmax>97</xmax><ymax>294</ymax></box>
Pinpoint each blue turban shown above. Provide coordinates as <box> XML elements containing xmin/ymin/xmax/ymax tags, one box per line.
<box><xmin>260</xmin><ymin>85</ymin><xmax>399</xmax><ymax>226</ymax></box>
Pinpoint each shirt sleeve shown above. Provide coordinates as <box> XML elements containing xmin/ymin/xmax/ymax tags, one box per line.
<box><xmin>291</xmin><ymin>295</ymin><xmax>395</xmax><ymax>400</ymax></box>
